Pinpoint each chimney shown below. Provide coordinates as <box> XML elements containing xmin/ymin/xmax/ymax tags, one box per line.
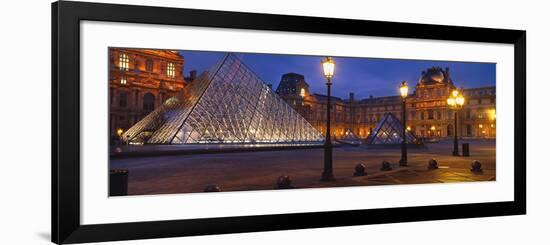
<box><xmin>189</xmin><ymin>70</ymin><xmax>197</xmax><ymax>81</ymax></box>
<box><xmin>349</xmin><ymin>92</ymin><xmax>355</xmax><ymax>101</ymax></box>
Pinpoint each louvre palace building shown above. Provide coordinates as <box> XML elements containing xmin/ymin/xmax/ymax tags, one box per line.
<box><xmin>109</xmin><ymin>48</ymin><xmax>188</xmax><ymax>138</ymax></box>
<box><xmin>276</xmin><ymin>68</ymin><xmax>496</xmax><ymax>140</ymax></box>
<box><xmin>111</xmin><ymin>50</ymin><xmax>496</xmax><ymax>143</ymax></box>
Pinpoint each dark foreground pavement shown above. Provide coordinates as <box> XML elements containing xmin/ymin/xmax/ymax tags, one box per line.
<box><xmin>110</xmin><ymin>139</ymin><xmax>495</xmax><ymax>195</ymax></box>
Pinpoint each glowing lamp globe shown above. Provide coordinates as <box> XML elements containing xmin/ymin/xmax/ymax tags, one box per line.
<box><xmin>399</xmin><ymin>81</ymin><xmax>409</xmax><ymax>98</ymax></box>
<box><xmin>447</xmin><ymin>97</ymin><xmax>456</xmax><ymax>106</ymax></box>
<box><xmin>452</xmin><ymin>89</ymin><xmax>459</xmax><ymax>97</ymax></box>
<box><xmin>322</xmin><ymin>57</ymin><xmax>335</xmax><ymax>79</ymax></box>
<box><xmin>456</xmin><ymin>94</ymin><xmax>465</xmax><ymax>106</ymax></box>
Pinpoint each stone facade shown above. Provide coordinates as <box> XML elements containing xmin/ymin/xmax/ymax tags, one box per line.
<box><xmin>277</xmin><ymin>67</ymin><xmax>496</xmax><ymax>140</ymax></box>
<box><xmin>109</xmin><ymin>48</ymin><xmax>186</xmax><ymax>138</ymax></box>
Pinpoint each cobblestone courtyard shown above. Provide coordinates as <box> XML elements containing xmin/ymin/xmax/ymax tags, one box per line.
<box><xmin>110</xmin><ymin>139</ymin><xmax>496</xmax><ymax>196</ymax></box>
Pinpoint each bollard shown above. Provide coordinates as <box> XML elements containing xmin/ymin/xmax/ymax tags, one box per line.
<box><xmin>353</xmin><ymin>163</ymin><xmax>367</xmax><ymax>176</ymax></box>
<box><xmin>276</xmin><ymin>175</ymin><xmax>293</xmax><ymax>189</ymax></box>
<box><xmin>428</xmin><ymin>159</ymin><xmax>439</xmax><ymax>170</ymax></box>
<box><xmin>462</xmin><ymin>143</ymin><xmax>470</xmax><ymax>157</ymax></box>
<box><xmin>109</xmin><ymin>169</ymin><xmax>128</xmax><ymax>196</ymax></box>
<box><xmin>380</xmin><ymin>160</ymin><xmax>393</xmax><ymax>171</ymax></box>
<box><xmin>471</xmin><ymin>160</ymin><xmax>483</xmax><ymax>173</ymax></box>
<box><xmin>204</xmin><ymin>185</ymin><xmax>221</xmax><ymax>192</ymax></box>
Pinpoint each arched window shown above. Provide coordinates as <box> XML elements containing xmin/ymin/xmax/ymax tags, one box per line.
<box><xmin>447</xmin><ymin>124</ymin><xmax>453</xmax><ymax>136</ymax></box>
<box><xmin>143</xmin><ymin>93</ymin><xmax>155</xmax><ymax>111</ymax></box>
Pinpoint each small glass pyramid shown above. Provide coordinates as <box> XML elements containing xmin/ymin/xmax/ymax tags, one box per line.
<box><xmin>365</xmin><ymin>113</ymin><xmax>418</xmax><ymax>144</ymax></box>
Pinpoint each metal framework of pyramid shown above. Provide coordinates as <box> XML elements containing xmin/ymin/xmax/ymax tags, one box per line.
<box><xmin>122</xmin><ymin>54</ymin><xmax>324</xmax><ymax>145</ymax></box>
<box><xmin>365</xmin><ymin>113</ymin><xmax>418</xmax><ymax>144</ymax></box>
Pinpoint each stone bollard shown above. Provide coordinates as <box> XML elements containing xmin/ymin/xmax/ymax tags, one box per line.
<box><xmin>462</xmin><ymin>143</ymin><xmax>470</xmax><ymax>157</ymax></box>
<box><xmin>109</xmin><ymin>169</ymin><xmax>129</xmax><ymax>196</ymax></box>
<box><xmin>204</xmin><ymin>185</ymin><xmax>222</xmax><ymax>192</ymax></box>
<box><xmin>428</xmin><ymin>159</ymin><xmax>439</xmax><ymax>170</ymax></box>
<box><xmin>276</xmin><ymin>175</ymin><xmax>293</xmax><ymax>189</ymax></box>
<box><xmin>353</xmin><ymin>163</ymin><xmax>367</xmax><ymax>176</ymax></box>
<box><xmin>471</xmin><ymin>160</ymin><xmax>483</xmax><ymax>173</ymax></box>
<box><xmin>380</xmin><ymin>160</ymin><xmax>393</xmax><ymax>171</ymax></box>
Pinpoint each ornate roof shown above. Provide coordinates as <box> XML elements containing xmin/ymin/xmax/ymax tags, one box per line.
<box><xmin>418</xmin><ymin>67</ymin><xmax>452</xmax><ymax>85</ymax></box>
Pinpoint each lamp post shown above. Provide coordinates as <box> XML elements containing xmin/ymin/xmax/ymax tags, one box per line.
<box><xmin>399</xmin><ymin>81</ymin><xmax>408</xmax><ymax>166</ymax></box>
<box><xmin>321</xmin><ymin>57</ymin><xmax>335</xmax><ymax>181</ymax></box>
<box><xmin>447</xmin><ymin>89</ymin><xmax>465</xmax><ymax>156</ymax></box>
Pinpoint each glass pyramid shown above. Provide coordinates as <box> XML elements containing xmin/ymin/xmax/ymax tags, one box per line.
<box><xmin>338</xmin><ymin>128</ymin><xmax>362</xmax><ymax>145</ymax></box>
<box><xmin>122</xmin><ymin>54</ymin><xmax>324</xmax><ymax>145</ymax></box>
<box><xmin>365</xmin><ymin>113</ymin><xmax>418</xmax><ymax>144</ymax></box>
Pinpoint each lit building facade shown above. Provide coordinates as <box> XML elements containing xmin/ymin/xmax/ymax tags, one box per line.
<box><xmin>276</xmin><ymin>67</ymin><xmax>496</xmax><ymax>140</ymax></box>
<box><xmin>109</xmin><ymin>48</ymin><xmax>186</xmax><ymax>138</ymax></box>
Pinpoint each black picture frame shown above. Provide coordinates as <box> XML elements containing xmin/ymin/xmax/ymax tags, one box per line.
<box><xmin>52</xmin><ymin>1</ymin><xmax>526</xmax><ymax>244</ymax></box>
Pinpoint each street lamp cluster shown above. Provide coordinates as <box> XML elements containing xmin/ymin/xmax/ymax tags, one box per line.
<box><xmin>318</xmin><ymin>57</ymin><xmax>466</xmax><ymax>181</ymax></box>
<box><xmin>447</xmin><ymin>89</ymin><xmax>465</xmax><ymax>156</ymax></box>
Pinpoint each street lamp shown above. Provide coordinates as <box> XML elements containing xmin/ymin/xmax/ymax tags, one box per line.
<box><xmin>321</xmin><ymin>57</ymin><xmax>335</xmax><ymax>181</ymax></box>
<box><xmin>447</xmin><ymin>89</ymin><xmax>465</xmax><ymax>156</ymax></box>
<box><xmin>399</xmin><ymin>81</ymin><xmax>408</xmax><ymax>166</ymax></box>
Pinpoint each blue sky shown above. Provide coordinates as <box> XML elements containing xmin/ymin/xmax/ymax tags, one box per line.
<box><xmin>179</xmin><ymin>50</ymin><xmax>496</xmax><ymax>99</ymax></box>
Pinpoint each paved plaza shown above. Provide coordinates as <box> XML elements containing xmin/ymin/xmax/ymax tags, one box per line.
<box><xmin>110</xmin><ymin>139</ymin><xmax>496</xmax><ymax>196</ymax></box>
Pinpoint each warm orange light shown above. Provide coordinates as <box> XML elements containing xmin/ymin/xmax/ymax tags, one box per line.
<box><xmin>488</xmin><ymin>109</ymin><xmax>496</xmax><ymax>121</ymax></box>
<box><xmin>430</xmin><ymin>125</ymin><xmax>436</xmax><ymax>131</ymax></box>
<box><xmin>456</xmin><ymin>94</ymin><xmax>465</xmax><ymax>106</ymax></box>
<box><xmin>447</xmin><ymin>97</ymin><xmax>456</xmax><ymax>106</ymax></box>
<box><xmin>451</xmin><ymin>89</ymin><xmax>459</xmax><ymax>98</ymax></box>
<box><xmin>300</xmin><ymin>88</ymin><xmax>306</xmax><ymax>97</ymax></box>
<box><xmin>406</xmin><ymin>126</ymin><xmax>411</xmax><ymax>131</ymax></box>
<box><xmin>478</xmin><ymin>124</ymin><xmax>483</xmax><ymax>129</ymax></box>
<box><xmin>322</xmin><ymin>57</ymin><xmax>335</xmax><ymax>79</ymax></box>
<box><xmin>116</xmin><ymin>128</ymin><xmax>124</xmax><ymax>137</ymax></box>
<box><xmin>448</xmin><ymin>89</ymin><xmax>465</xmax><ymax>108</ymax></box>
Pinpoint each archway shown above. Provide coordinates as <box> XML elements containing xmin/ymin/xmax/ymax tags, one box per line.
<box><xmin>143</xmin><ymin>93</ymin><xmax>155</xmax><ymax>111</ymax></box>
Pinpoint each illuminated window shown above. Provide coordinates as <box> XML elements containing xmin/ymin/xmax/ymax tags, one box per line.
<box><xmin>119</xmin><ymin>53</ymin><xmax>129</xmax><ymax>71</ymax></box>
<box><xmin>300</xmin><ymin>88</ymin><xmax>306</xmax><ymax>97</ymax></box>
<box><xmin>120</xmin><ymin>78</ymin><xmax>127</xmax><ymax>85</ymax></box>
<box><xmin>167</xmin><ymin>62</ymin><xmax>175</xmax><ymax>78</ymax></box>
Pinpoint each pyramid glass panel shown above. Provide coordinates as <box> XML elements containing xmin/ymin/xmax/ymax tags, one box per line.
<box><xmin>365</xmin><ymin>113</ymin><xmax>418</xmax><ymax>144</ymax></box>
<box><xmin>122</xmin><ymin>54</ymin><xmax>324</xmax><ymax>145</ymax></box>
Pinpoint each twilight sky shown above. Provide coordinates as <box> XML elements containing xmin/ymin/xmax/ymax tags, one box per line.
<box><xmin>179</xmin><ymin>50</ymin><xmax>496</xmax><ymax>99</ymax></box>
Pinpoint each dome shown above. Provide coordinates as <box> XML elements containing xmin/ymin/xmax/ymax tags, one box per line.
<box><xmin>419</xmin><ymin>67</ymin><xmax>450</xmax><ymax>85</ymax></box>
